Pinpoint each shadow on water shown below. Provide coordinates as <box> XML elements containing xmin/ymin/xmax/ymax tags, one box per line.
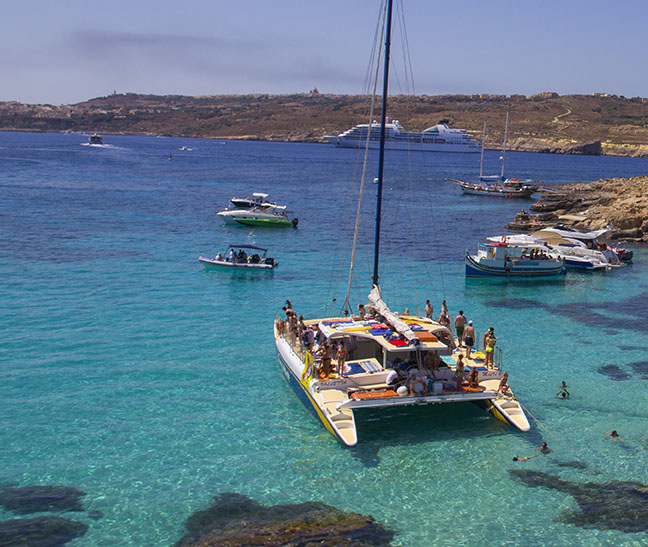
<box><xmin>352</xmin><ymin>402</ymin><xmax>519</xmax><ymax>452</ymax></box>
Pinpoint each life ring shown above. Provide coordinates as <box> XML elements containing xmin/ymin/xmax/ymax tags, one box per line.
<box><xmin>410</xmin><ymin>378</ymin><xmax>427</xmax><ymax>396</ymax></box>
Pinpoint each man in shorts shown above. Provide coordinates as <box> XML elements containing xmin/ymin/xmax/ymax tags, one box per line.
<box><xmin>454</xmin><ymin>310</ymin><xmax>467</xmax><ymax>346</ymax></box>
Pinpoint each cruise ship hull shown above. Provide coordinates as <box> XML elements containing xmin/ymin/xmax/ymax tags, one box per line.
<box><xmin>326</xmin><ymin>136</ymin><xmax>479</xmax><ymax>153</ymax></box>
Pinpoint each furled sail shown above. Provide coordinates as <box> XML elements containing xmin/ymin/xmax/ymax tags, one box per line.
<box><xmin>367</xmin><ymin>285</ymin><xmax>418</xmax><ymax>343</ymax></box>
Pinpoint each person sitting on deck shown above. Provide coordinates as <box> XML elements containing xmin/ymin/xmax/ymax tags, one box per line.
<box><xmin>498</xmin><ymin>372</ymin><xmax>510</xmax><ymax>394</ymax></box>
<box><xmin>352</xmin><ymin>304</ymin><xmax>366</xmax><ymax>321</ymax></box>
<box><xmin>467</xmin><ymin>368</ymin><xmax>479</xmax><ymax>389</ymax></box>
<box><xmin>215</xmin><ymin>252</ymin><xmax>223</xmax><ymax>261</ymax></box>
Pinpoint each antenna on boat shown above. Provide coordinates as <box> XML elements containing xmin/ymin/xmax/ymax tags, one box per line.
<box><xmin>479</xmin><ymin>121</ymin><xmax>486</xmax><ymax>179</ymax></box>
<box><xmin>372</xmin><ymin>0</ymin><xmax>394</xmax><ymax>288</ymax></box>
<box><xmin>500</xmin><ymin>111</ymin><xmax>509</xmax><ymax>181</ymax></box>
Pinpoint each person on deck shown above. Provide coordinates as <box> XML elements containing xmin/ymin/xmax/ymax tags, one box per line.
<box><xmin>498</xmin><ymin>372</ymin><xmax>510</xmax><ymax>394</ymax></box>
<box><xmin>484</xmin><ymin>327</ymin><xmax>498</xmax><ymax>367</ymax></box>
<box><xmin>424</xmin><ymin>300</ymin><xmax>434</xmax><ymax>319</ymax></box>
<box><xmin>454</xmin><ymin>355</ymin><xmax>465</xmax><ymax>387</ymax></box>
<box><xmin>317</xmin><ymin>342</ymin><xmax>333</xmax><ymax>378</ymax></box>
<box><xmin>467</xmin><ymin>368</ymin><xmax>479</xmax><ymax>388</ymax></box>
<box><xmin>454</xmin><ymin>310</ymin><xmax>467</xmax><ymax>346</ymax></box>
<box><xmin>352</xmin><ymin>304</ymin><xmax>366</xmax><ymax>321</ymax></box>
<box><xmin>336</xmin><ymin>342</ymin><xmax>347</xmax><ymax>377</ymax></box>
<box><xmin>463</xmin><ymin>321</ymin><xmax>475</xmax><ymax>358</ymax></box>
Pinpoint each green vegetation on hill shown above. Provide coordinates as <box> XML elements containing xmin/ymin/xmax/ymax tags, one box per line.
<box><xmin>1</xmin><ymin>92</ymin><xmax>647</xmax><ymax>156</ymax></box>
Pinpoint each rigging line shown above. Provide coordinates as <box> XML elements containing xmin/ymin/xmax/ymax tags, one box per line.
<box><xmin>518</xmin><ymin>402</ymin><xmax>559</xmax><ymax>441</ymax></box>
<box><xmin>327</xmin><ymin>6</ymin><xmax>386</xmax><ymax>317</ymax></box>
<box><xmin>342</xmin><ymin>0</ymin><xmax>387</xmax><ymax>316</ymax></box>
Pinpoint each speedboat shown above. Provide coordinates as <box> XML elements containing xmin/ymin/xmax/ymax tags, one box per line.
<box><xmin>543</xmin><ymin>226</ymin><xmax>633</xmax><ymax>262</ymax></box>
<box><xmin>217</xmin><ymin>205</ymin><xmax>298</xmax><ymax>228</ymax></box>
<box><xmin>228</xmin><ymin>192</ymin><xmax>277</xmax><ymax>210</ymax></box>
<box><xmin>88</xmin><ymin>133</ymin><xmax>103</xmax><ymax>145</ymax></box>
<box><xmin>466</xmin><ymin>239</ymin><xmax>566</xmax><ymax>278</ymax></box>
<box><xmin>325</xmin><ymin>119</ymin><xmax>480</xmax><ymax>153</ymax></box>
<box><xmin>275</xmin><ymin>1</ymin><xmax>529</xmax><ymax>447</ymax></box>
<box><xmin>199</xmin><ymin>244</ymin><xmax>277</xmax><ymax>270</ymax></box>
<box><xmin>489</xmin><ymin>233</ymin><xmax>619</xmax><ymax>271</ymax></box>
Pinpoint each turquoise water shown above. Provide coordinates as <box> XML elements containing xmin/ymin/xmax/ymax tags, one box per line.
<box><xmin>1</xmin><ymin>131</ymin><xmax>648</xmax><ymax>545</ymax></box>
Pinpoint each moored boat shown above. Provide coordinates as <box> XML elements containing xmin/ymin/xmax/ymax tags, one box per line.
<box><xmin>199</xmin><ymin>244</ymin><xmax>278</xmax><ymax>270</ymax></box>
<box><xmin>325</xmin><ymin>119</ymin><xmax>480</xmax><ymax>153</ymax></box>
<box><xmin>217</xmin><ymin>205</ymin><xmax>297</xmax><ymax>228</ymax></box>
<box><xmin>275</xmin><ymin>0</ymin><xmax>529</xmax><ymax>446</ymax></box>
<box><xmin>228</xmin><ymin>192</ymin><xmax>277</xmax><ymax>210</ymax></box>
<box><xmin>466</xmin><ymin>240</ymin><xmax>566</xmax><ymax>278</ymax></box>
<box><xmin>447</xmin><ymin>178</ymin><xmax>539</xmax><ymax>198</ymax></box>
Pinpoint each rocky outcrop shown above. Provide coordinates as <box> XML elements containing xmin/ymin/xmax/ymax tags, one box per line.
<box><xmin>175</xmin><ymin>492</ymin><xmax>395</xmax><ymax>546</ymax></box>
<box><xmin>509</xmin><ymin>176</ymin><xmax>648</xmax><ymax>241</ymax></box>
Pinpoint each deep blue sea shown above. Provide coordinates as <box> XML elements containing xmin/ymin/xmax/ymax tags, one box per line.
<box><xmin>1</xmin><ymin>131</ymin><xmax>648</xmax><ymax>545</ymax></box>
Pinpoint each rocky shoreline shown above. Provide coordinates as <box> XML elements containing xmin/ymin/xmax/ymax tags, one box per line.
<box><xmin>505</xmin><ymin>176</ymin><xmax>648</xmax><ymax>241</ymax></box>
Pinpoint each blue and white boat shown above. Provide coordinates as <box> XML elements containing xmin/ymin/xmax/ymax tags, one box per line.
<box><xmin>466</xmin><ymin>240</ymin><xmax>566</xmax><ymax>278</ymax></box>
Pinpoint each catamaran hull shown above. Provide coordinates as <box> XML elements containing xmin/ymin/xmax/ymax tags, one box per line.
<box><xmin>275</xmin><ymin>336</ymin><xmax>354</xmax><ymax>445</ymax></box>
<box><xmin>465</xmin><ymin>254</ymin><xmax>566</xmax><ymax>278</ymax></box>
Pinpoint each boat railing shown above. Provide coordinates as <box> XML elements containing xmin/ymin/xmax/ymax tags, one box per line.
<box><xmin>495</xmin><ymin>347</ymin><xmax>503</xmax><ymax>370</ymax></box>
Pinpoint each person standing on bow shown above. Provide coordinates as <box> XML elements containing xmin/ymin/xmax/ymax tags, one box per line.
<box><xmin>463</xmin><ymin>321</ymin><xmax>475</xmax><ymax>359</ymax></box>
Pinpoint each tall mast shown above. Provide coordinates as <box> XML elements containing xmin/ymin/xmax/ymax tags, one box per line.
<box><xmin>500</xmin><ymin>111</ymin><xmax>509</xmax><ymax>181</ymax></box>
<box><xmin>372</xmin><ymin>0</ymin><xmax>394</xmax><ymax>288</ymax></box>
<box><xmin>479</xmin><ymin>121</ymin><xmax>486</xmax><ymax>179</ymax></box>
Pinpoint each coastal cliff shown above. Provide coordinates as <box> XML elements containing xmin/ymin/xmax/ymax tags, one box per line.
<box><xmin>510</xmin><ymin>176</ymin><xmax>648</xmax><ymax>241</ymax></box>
<box><xmin>1</xmin><ymin>92</ymin><xmax>648</xmax><ymax>157</ymax></box>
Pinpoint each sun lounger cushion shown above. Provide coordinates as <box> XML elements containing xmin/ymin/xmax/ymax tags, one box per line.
<box><xmin>388</xmin><ymin>339</ymin><xmax>408</xmax><ymax>347</ymax></box>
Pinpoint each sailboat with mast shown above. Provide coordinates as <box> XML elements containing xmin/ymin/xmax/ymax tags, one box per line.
<box><xmin>273</xmin><ymin>0</ymin><xmax>529</xmax><ymax>446</ymax></box>
<box><xmin>446</xmin><ymin>112</ymin><xmax>541</xmax><ymax>197</ymax></box>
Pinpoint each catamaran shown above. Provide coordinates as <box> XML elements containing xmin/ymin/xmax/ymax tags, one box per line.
<box><xmin>273</xmin><ymin>0</ymin><xmax>529</xmax><ymax>446</ymax></box>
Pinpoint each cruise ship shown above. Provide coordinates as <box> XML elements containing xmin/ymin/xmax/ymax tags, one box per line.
<box><xmin>325</xmin><ymin>119</ymin><xmax>480</xmax><ymax>153</ymax></box>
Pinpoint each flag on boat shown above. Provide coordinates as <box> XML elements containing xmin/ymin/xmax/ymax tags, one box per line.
<box><xmin>301</xmin><ymin>350</ymin><xmax>314</xmax><ymax>387</ymax></box>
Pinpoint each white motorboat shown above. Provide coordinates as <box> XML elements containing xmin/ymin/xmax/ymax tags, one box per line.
<box><xmin>217</xmin><ymin>205</ymin><xmax>297</xmax><ymax>228</ymax></box>
<box><xmin>274</xmin><ymin>1</ymin><xmax>529</xmax><ymax>447</ymax></box>
<box><xmin>199</xmin><ymin>244</ymin><xmax>278</xmax><ymax>270</ymax></box>
<box><xmin>228</xmin><ymin>192</ymin><xmax>277</xmax><ymax>210</ymax></box>
<box><xmin>325</xmin><ymin>119</ymin><xmax>480</xmax><ymax>153</ymax></box>
<box><xmin>487</xmin><ymin>233</ymin><xmax>623</xmax><ymax>271</ymax></box>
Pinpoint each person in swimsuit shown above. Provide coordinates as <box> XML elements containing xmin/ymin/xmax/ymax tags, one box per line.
<box><xmin>557</xmin><ymin>381</ymin><xmax>570</xmax><ymax>398</ymax></box>
<box><xmin>498</xmin><ymin>372</ymin><xmax>510</xmax><ymax>394</ymax></box>
<box><xmin>513</xmin><ymin>454</ymin><xmax>540</xmax><ymax>462</ymax></box>
<box><xmin>606</xmin><ymin>430</ymin><xmax>622</xmax><ymax>442</ymax></box>
<box><xmin>454</xmin><ymin>355</ymin><xmax>465</xmax><ymax>387</ymax></box>
<box><xmin>424</xmin><ymin>300</ymin><xmax>433</xmax><ymax>319</ymax></box>
<box><xmin>317</xmin><ymin>342</ymin><xmax>332</xmax><ymax>378</ymax></box>
<box><xmin>336</xmin><ymin>342</ymin><xmax>347</xmax><ymax>377</ymax></box>
<box><xmin>484</xmin><ymin>327</ymin><xmax>498</xmax><ymax>367</ymax></box>
<box><xmin>463</xmin><ymin>321</ymin><xmax>475</xmax><ymax>358</ymax></box>
<box><xmin>467</xmin><ymin>368</ymin><xmax>479</xmax><ymax>388</ymax></box>
<box><xmin>536</xmin><ymin>442</ymin><xmax>552</xmax><ymax>454</ymax></box>
<box><xmin>454</xmin><ymin>310</ymin><xmax>467</xmax><ymax>346</ymax></box>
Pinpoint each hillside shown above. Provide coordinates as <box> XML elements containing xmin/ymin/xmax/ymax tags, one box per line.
<box><xmin>2</xmin><ymin>92</ymin><xmax>648</xmax><ymax>157</ymax></box>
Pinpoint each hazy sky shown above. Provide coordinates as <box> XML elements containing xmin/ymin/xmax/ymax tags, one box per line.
<box><xmin>2</xmin><ymin>0</ymin><xmax>646</xmax><ymax>104</ymax></box>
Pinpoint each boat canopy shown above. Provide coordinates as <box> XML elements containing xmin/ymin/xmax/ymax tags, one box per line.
<box><xmin>545</xmin><ymin>227</ymin><xmax>608</xmax><ymax>240</ymax></box>
<box><xmin>227</xmin><ymin>244</ymin><xmax>268</xmax><ymax>251</ymax></box>
<box><xmin>252</xmin><ymin>193</ymin><xmax>269</xmax><ymax>199</ymax></box>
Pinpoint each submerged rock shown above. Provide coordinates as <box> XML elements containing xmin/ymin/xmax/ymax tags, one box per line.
<box><xmin>510</xmin><ymin>470</ymin><xmax>648</xmax><ymax>533</ymax></box>
<box><xmin>0</xmin><ymin>515</ymin><xmax>88</xmax><ymax>545</ymax></box>
<box><xmin>628</xmin><ymin>360</ymin><xmax>648</xmax><ymax>379</ymax></box>
<box><xmin>597</xmin><ymin>365</ymin><xmax>631</xmax><ymax>381</ymax></box>
<box><xmin>0</xmin><ymin>485</ymin><xmax>86</xmax><ymax>514</ymax></box>
<box><xmin>176</xmin><ymin>492</ymin><xmax>395</xmax><ymax>546</ymax></box>
<box><xmin>556</xmin><ymin>460</ymin><xmax>588</xmax><ymax>470</ymax></box>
